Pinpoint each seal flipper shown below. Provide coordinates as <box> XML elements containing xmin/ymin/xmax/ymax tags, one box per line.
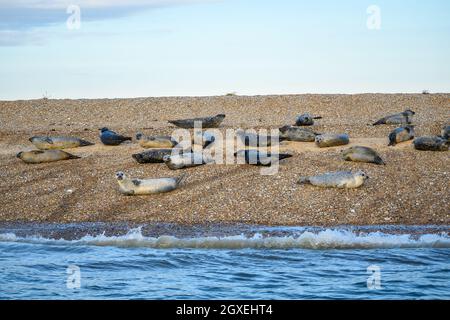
<box><xmin>132</xmin><ymin>179</ymin><xmax>141</xmax><ymax>186</ymax></box>
<box><xmin>67</xmin><ymin>153</ymin><xmax>81</xmax><ymax>159</ymax></box>
<box><xmin>374</xmin><ymin>156</ymin><xmax>386</xmax><ymax>165</ymax></box>
<box><xmin>388</xmin><ymin>132</ymin><xmax>396</xmax><ymax>146</ymax></box>
<box><xmin>278</xmin><ymin>153</ymin><xmax>293</xmax><ymax>161</ymax></box>
<box><xmin>79</xmin><ymin>139</ymin><xmax>94</xmax><ymax>146</ymax></box>
<box><xmin>175</xmin><ymin>173</ymin><xmax>187</xmax><ymax>186</ymax></box>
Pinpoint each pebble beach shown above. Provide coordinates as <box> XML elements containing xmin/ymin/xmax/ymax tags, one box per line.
<box><xmin>0</xmin><ymin>93</ymin><xmax>449</xmax><ymax>226</ymax></box>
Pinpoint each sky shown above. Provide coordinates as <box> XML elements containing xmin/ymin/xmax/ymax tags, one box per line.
<box><xmin>0</xmin><ymin>0</ymin><xmax>449</xmax><ymax>100</ymax></box>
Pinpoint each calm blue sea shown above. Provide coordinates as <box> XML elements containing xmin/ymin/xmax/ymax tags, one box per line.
<box><xmin>0</xmin><ymin>224</ymin><xmax>449</xmax><ymax>299</ymax></box>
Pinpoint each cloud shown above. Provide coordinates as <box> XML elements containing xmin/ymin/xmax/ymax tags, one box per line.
<box><xmin>0</xmin><ymin>0</ymin><xmax>218</xmax><ymax>46</ymax></box>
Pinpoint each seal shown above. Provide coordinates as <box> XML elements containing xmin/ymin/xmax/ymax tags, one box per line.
<box><xmin>341</xmin><ymin>146</ymin><xmax>385</xmax><ymax>165</ymax></box>
<box><xmin>115</xmin><ymin>171</ymin><xmax>185</xmax><ymax>195</ymax></box>
<box><xmin>132</xmin><ymin>149</ymin><xmax>174</xmax><ymax>164</ymax></box>
<box><xmin>136</xmin><ymin>133</ymin><xmax>177</xmax><ymax>148</ymax></box>
<box><xmin>279</xmin><ymin>126</ymin><xmax>319</xmax><ymax>142</ymax></box>
<box><xmin>295</xmin><ymin>113</ymin><xmax>322</xmax><ymax>126</ymax></box>
<box><xmin>298</xmin><ymin>170</ymin><xmax>369</xmax><ymax>189</ymax></box>
<box><xmin>315</xmin><ymin>133</ymin><xmax>349</xmax><ymax>148</ymax></box>
<box><xmin>388</xmin><ymin>125</ymin><xmax>415</xmax><ymax>146</ymax></box>
<box><xmin>29</xmin><ymin>136</ymin><xmax>94</xmax><ymax>150</ymax></box>
<box><xmin>99</xmin><ymin>127</ymin><xmax>132</xmax><ymax>145</ymax></box>
<box><xmin>163</xmin><ymin>152</ymin><xmax>215</xmax><ymax>170</ymax></box>
<box><xmin>234</xmin><ymin>150</ymin><xmax>292</xmax><ymax>166</ymax></box>
<box><xmin>413</xmin><ymin>136</ymin><xmax>449</xmax><ymax>151</ymax></box>
<box><xmin>372</xmin><ymin>109</ymin><xmax>415</xmax><ymax>125</ymax></box>
<box><xmin>441</xmin><ymin>125</ymin><xmax>450</xmax><ymax>140</ymax></box>
<box><xmin>168</xmin><ymin>114</ymin><xmax>226</xmax><ymax>129</ymax></box>
<box><xmin>192</xmin><ymin>130</ymin><xmax>216</xmax><ymax>149</ymax></box>
<box><xmin>16</xmin><ymin>150</ymin><xmax>81</xmax><ymax>164</ymax></box>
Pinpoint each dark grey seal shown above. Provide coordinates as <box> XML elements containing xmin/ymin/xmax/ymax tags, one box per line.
<box><xmin>168</xmin><ymin>114</ymin><xmax>226</xmax><ymax>129</ymax></box>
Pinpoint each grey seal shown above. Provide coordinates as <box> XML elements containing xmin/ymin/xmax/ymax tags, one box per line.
<box><xmin>315</xmin><ymin>133</ymin><xmax>350</xmax><ymax>148</ymax></box>
<box><xmin>29</xmin><ymin>136</ymin><xmax>94</xmax><ymax>150</ymax></box>
<box><xmin>17</xmin><ymin>150</ymin><xmax>81</xmax><ymax>164</ymax></box>
<box><xmin>115</xmin><ymin>171</ymin><xmax>185</xmax><ymax>195</ymax></box>
<box><xmin>132</xmin><ymin>149</ymin><xmax>174</xmax><ymax>164</ymax></box>
<box><xmin>99</xmin><ymin>127</ymin><xmax>132</xmax><ymax>145</ymax></box>
<box><xmin>279</xmin><ymin>126</ymin><xmax>319</xmax><ymax>142</ymax></box>
<box><xmin>168</xmin><ymin>114</ymin><xmax>225</xmax><ymax>129</ymax></box>
<box><xmin>413</xmin><ymin>136</ymin><xmax>449</xmax><ymax>151</ymax></box>
<box><xmin>341</xmin><ymin>146</ymin><xmax>385</xmax><ymax>165</ymax></box>
<box><xmin>388</xmin><ymin>126</ymin><xmax>415</xmax><ymax>146</ymax></box>
<box><xmin>295</xmin><ymin>113</ymin><xmax>322</xmax><ymax>126</ymax></box>
<box><xmin>234</xmin><ymin>150</ymin><xmax>292</xmax><ymax>166</ymax></box>
<box><xmin>372</xmin><ymin>109</ymin><xmax>415</xmax><ymax>125</ymax></box>
<box><xmin>298</xmin><ymin>170</ymin><xmax>369</xmax><ymax>189</ymax></box>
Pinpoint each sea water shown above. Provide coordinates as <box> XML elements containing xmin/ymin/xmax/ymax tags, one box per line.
<box><xmin>0</xmin><ymin>224</ymin><xmax>448</xmax><ymax>299</ymax></box>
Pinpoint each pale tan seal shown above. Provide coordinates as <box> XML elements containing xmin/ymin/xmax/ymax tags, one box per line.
<box><xmin>298</xmin><ymin>171</ymin><xmax>369</xmax><ymax>189</ymax></box>
<box><xmin>115</xmin><ymin>171</ymin><xmax>185</xmax><ymax>195</ymax></box>
<box><xmin>315</xmin><ymin>133</ymin><xmax>350</xmax><ymax>148</ymax></box>
<box><xmin>341</xmin><ymin>146</ymin><xmax>385</xmax><ymax>165</ymax></box>
<box><xmin>136</xmin><ymin>133</ymin><xmax>177</xmax><ymax>148</ymax></box>
<box><xmin>17</xmin><ymin>150</ymin><xmax>81</xmax><ymax>164</ymax></box>
<box><xmin>30</xmin><ymin>136</ymin><xmax>94</xmax><ymax>150</ymax></box>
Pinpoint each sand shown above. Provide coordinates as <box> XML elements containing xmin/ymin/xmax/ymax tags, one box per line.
<box><xmin>0</xmin><ymin>94</ymin><xmax>449</xmax><ymax>226</ymax></box>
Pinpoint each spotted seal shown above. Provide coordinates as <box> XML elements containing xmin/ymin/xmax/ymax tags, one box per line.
<box><xmin>298</xmin><ymin>171</ymin><xmax>369</xmax><ymax>189</ymax></box>
<box><xmin>115</xmin><ymin>171</ymin><xmax>185</xmax><ymax>195</ymax></box>
<box><xmin>16</xmin><ymin>150</ymin><xmax>81</xmax><ymax>164</ymax></box>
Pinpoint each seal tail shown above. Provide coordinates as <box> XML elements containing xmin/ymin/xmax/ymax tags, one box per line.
<box><xmin>375</xmin><ymin>156</ymin><xmax>386</xmax><ymax>165</ymax></box>
<box><xmin>298</xmin><ymin>177</ymin><xmax>311</xmax><ymax>185</ymax></box>
<box><xmin>175</xmin><ymin>173</ymin><xmax>187</xmax><ymax>186</ymax></box>
<box><xmin>79</xmin><ymin>139</ymin><xmax>94</xmax><ymax>146</ymax></box>
<box><xmin>67</xmin><ymin>153</ymin><xmax>81</xmax><ymax>160</ymax></box>
<box><xmin>278</xmin><ymin>153</ymin><xmax>293</xmax><ymax>161</ymax></box>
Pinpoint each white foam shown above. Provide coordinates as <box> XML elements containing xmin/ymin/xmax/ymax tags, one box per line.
<box><xmin>1</xmin><ymin>227</ymin><xmax>449</xmax><ymax>249</ymax></box>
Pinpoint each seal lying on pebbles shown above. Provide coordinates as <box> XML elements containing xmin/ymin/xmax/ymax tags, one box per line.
<box><xmin>192</xmin><ymin>130</ymin><xmax>216</xmax><ymax>148</ymax></box>
<box><xmin>279</xmin><ymin>126</ymin><xmax>319</xmax><ymax>142</ymax></box>
<box><xmin>341</xmin><ymin>146</ymin><xmax>385</xmax><ymax>165</ymax></box>
<box><xmin>99</xmin><ymin>128</ymin><xmax>132</xmax><ymax>145</ymax></box>
<box><xmin>388</xmin><ymin>126</ymin><xmax>415</xmax><ymax>146</ymax></box>
<box><xmin>236</xmin><ymin>129</ymin><xmax>284</xmax><ymax>147</ymax></box>
<box><xmin>441</xmin><ymin>125</ymin><xmax>450</xmax><ymax>140</ymax></box>
<box><xmin>17</xmin><ymin>150</ymin><xmax>81</xmax><ymax>164</ymax></box>
<box><xmin>163</xmin><ymin>152</ymin><xmax>215</xmax><ymax>170</ymax></box>
<box><xmin>295</xmin><ymin>113</ymin><xmax>322</xmax><ymax>126</ymax></box>
<box><xmin>29</xmin><ymin>136</ymin><xmax>94</xmax><ymax>150</ymax></box>
<box><xmin>315</xmin><ymin>133</ymin><xmax>349</xmax><ymax>148</ymax></box>
<box><xmin>136</xmin><ymin>133</ymin><xmax>177</xmax><ymax>148</ymax></box>
<box><xmin>298</xmin><ymin>171</ymin><xmax>369</xmax><ymax>189</ymax></box>
<box><xmin>234</xmin><ymin>150</ymin><xmax>292</xmax><ymax>166</ymax></box>
<box><xmin>413</xmin><ymin>136</ymin><xmax>449</xmax><ymax>151</ymax></box>
<box><xmin>132</xmin><ymin>149</ymin><xmax>174</xmax><ymax>164</ymax></box>
<box><xmin>168</xmin><ymin>114</ymin><xmax>226</xmax><ymax>129</ymax></box>
<box><xmin>115</xmin><ymin>171</ymin><xmax>185</xmax><ymax>195</ymax></box>
<box><xmin>372</xmin><ymin>109</ymin><xmax>415</xmax><ymax>125</ymax></box>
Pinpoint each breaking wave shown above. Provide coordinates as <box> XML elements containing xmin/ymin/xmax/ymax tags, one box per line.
<box><xmin>0</xmin><ymin>227</ymin><xmax>449</xmax><ymax>249</ymax></box>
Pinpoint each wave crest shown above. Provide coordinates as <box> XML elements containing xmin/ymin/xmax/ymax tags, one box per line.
<box><xmin>1</xmin><ymin>227</ymin><xmax>449</xmax><ymax>249</ymax></box>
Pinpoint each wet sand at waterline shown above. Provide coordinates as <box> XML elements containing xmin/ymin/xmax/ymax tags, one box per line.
<box><xmin>0</xmin><ymin>94</ymin><xmax>448</xmax><ymax>225</ymax></box>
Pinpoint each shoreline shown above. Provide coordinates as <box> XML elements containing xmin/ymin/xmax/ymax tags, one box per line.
<box><xmin>0</xmin><ymin>94</ymin><xmax>449</xmax><ymax>226</ymax></box>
